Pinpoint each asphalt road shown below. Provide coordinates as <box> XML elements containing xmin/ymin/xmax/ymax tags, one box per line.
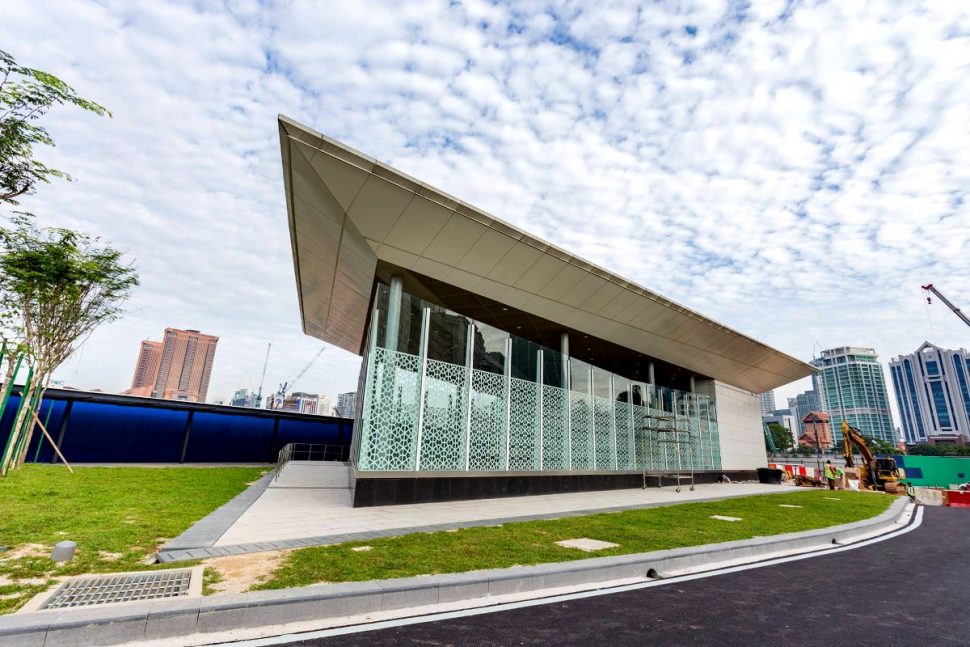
<box><xmin>279</xmin><ymin>506</ymin><xmax>969</xmax><ymax>647</ymax></box>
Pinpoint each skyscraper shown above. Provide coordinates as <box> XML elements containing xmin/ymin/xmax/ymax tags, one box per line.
<box><xmin>889</xmin><ymin>342</ymin><xmax>970</xmax><ymax>445</ymax></box>
<box><xmin>787</xmin><ymin>389</ymin><xmax>820</xmax><ymax>426</ymax></box>
<box><xmin>153</xmin><ymin>328</ymin><xmax>219</xmax><ymax>402</ymax></box>
<box><xmin>127</xmin><ymin>328</ymin><xmax>219</xmax><ymax>402</ymax></box>
<box><xmin>811</xmin><ymin>346</ymin><xmax>895</xmax><ymax>444</ymax></box>
<box><xmin>337</xmin><ymin>391</ymin><xmax>357</xmax><ymax>417</ymax></box>
<box><xmin>759</xmin><ymin>391</ymin><xmax>776</xmax><ymax>416</ymax></box>
<box><xmin>126</xmin><ymin>340</ymin><xmax>162</xmax><ymax>397</ymax></box>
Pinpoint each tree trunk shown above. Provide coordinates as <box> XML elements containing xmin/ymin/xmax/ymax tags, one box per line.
<box><xmin>1</xmin><ymin>373</ymin><xmax>45</xmax><ymax>474</ymax></box>
<box><xmin>14</xmin><ymin>377</ymin><xmax>47</xmax><ymax>468</ymax></box>
<box><xmin>1</xmin><ymin>350</ymin><xmax>16</xmax><ymax>392</ymax></box>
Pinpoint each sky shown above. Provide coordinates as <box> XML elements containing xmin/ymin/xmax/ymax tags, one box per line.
<box><xmin>2</xmin><ymin>0</ymin><xmax>969</xmax><ymax>414</ymax></box>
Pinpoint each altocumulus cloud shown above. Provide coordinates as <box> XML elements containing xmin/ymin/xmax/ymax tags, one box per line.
<box><xmin>2</xmin><ymin>0</ymin><xmax>969</xmax><ymax>406</ymax></box>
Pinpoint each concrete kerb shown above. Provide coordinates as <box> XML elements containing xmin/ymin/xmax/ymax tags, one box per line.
<box><xmin>0</xmin><ymin>497</ymin><xmax>909</xmax><ymax>647</ymax></box>
<box><xmin>157</xmin><ymin>471</ymin><xmax>275</xmax><ymax>556</ymax></box>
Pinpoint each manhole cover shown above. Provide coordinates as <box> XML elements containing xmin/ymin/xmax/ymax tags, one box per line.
<box><xmin>40</xmin><ymin>568</ymin><xmax>195</xmax><ymax>609</ymax></box>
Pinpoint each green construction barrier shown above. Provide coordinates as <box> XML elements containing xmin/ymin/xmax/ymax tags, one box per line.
<box><xmin>894</xmin><ymin>455</ymin><xmax>970</xmax><ymax>489</ymax></box>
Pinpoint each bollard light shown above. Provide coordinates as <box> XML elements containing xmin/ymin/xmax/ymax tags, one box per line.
<box><xmin>51</xmin><ymin>541</ymin><xmax>77</xmax><ymax>563</ymax></box>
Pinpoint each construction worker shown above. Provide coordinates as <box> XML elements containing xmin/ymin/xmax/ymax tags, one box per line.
<box><xmin>824</xmin><ymin>460</ymin><xmax>843</xmax><ymax>490</ymax></box>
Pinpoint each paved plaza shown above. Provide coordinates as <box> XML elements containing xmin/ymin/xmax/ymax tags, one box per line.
<box><xmin>203</xmin><ymin>463</ymin><xmax>790</xmax><ymax>550</ymax></box>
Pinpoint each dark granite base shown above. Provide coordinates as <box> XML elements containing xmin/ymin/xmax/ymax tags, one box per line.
<box><xmin>351</xmin><ymin>470</ymin><xmax>758</xmax><ymax>507</ymax></box>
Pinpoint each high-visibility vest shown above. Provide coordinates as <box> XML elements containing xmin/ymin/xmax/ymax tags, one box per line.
<box><xmin>825</xmin><ymin>464</ymin><xmax>840</xmax><ymax>479</ymax></box>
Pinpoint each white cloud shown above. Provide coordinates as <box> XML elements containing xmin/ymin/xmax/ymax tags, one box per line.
<box><xmin>2</xmin><ymin>0</ymin><xmax>969</xmax><ymax>414</ymax></box>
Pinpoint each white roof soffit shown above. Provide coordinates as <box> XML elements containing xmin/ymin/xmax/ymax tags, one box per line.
<box><xmin>279</xmin><ymin>115</ymin><xmax>816</xmax><ymax>393</ymax></box>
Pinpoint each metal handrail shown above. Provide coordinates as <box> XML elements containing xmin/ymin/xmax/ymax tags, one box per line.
<box><xmin>275</xmin><ymin>442</ymin><xmax>350</xmax><ymax>480</ymax></box>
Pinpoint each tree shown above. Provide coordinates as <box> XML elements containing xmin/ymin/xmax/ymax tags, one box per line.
<box><xmin>909</xmin><ymin>443</ymin><xmax>939</xmax><ymax>456</ymax></box>
<box><xmin>1</xmin><ymin>49</ymin><xmax>109</xmax><ymax>204</ymax></box>
<box><xmin>765</xmin><ymin>422</ymin><xmax>794</xmax><ymax>453</ymax></box>
<box><xmin>0</xmin><ymin>214</ymin><xmax>137</xmax><ymax>474</ymax></box>
<box><xmin>864</xmin><ymin>437</ymin><xmax>899</xmax><ymax>456</ymax></box>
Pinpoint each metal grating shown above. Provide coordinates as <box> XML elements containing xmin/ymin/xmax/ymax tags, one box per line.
<box><xmin>41</xmin><ymin>569</ymin><xmax>193</xmax><ymax>609</ymax></box>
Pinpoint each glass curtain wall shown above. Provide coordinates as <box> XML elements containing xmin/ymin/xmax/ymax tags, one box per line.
<box><xmin>357</xmin><ymin>283</ymin><xmax>721</xmax><ymax>473</ymax></box>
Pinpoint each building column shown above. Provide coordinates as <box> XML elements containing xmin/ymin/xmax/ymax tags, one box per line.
<box><xmin>589</xmin><ymin>363</ymin><xmax>595</xmax><ymax>469</ymax></box>
<box><xmin>648</xmin><ymin>362</ymin><xmax>656</xmax><ymax>386</ymax></box>
<box><xmin>561</xmin><ymin>332</ymin><xmax>572</xmax><ymax>469</ymax></box>
<box><xmin>463</xmin><ymin>323</ymin><xmax>475</xmax><ymax>471</ymax></box>
<box><xmin>609</xmin><ymin>374</ymin><xmax>618</xmax><ymax>469</ymax></box>
<box><xmin>384</xmin><ymin>275</ymin><xmax>403</xmax><ymax>350</ymax></box>
<box><xmin>504</xmin><ymin>336</ymin><xmax>512</xmax><ymax>471</ymax></box>
<box><xmin>537</xmin><ymin>348</ymin><xmax>544</xmax><ymax>471</ymax></box>
<box><xmin>689</xmin><ymin>376</ymin><xmax>696</xmax><ymax>393</ymax></box>
<box><xmin>414</xmin><ymin>307</ymin><xmax>430</xmax><ymax>470</ymax></box>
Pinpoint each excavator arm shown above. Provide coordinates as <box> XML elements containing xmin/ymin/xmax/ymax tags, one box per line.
<box><xmin>841</xmin><ymin>421</ymin><xmax>876</xmax><ymax>467</ymax></box>
<box><xmin>840</xmin><ymin>421</ymin><xmax>898</xmax><ymax>490</ymax></box>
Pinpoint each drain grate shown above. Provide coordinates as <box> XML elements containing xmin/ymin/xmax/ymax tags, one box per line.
<box><xmin>41</xmin><ymin>569</ymin><xmax>194</xmax><ymax>609</ymax></box>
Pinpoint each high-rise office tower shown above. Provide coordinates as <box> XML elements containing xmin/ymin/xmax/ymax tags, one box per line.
<box><xmin>151</xmin><ymin>328</ymin><xmax>219</xmax><ymax>402</ymax></box>
<box><xmin>811</xmin><ymin>346</ymin><xmax>895</xmax><ymax>443</ymax></box>
<box><xmin>127</xmin><ymin>340</ymin><xmax>163</xmax><ymax>397</ymax></box>
<box><xmin>337</xmin><ymin>391</ymin><xmax>357</xmax><ymax>417</ymax></box>
<box><xmin>889</xmin><ymin>342</ymin><xmax>970</xmax><ymax>445</ymax></box>
<box><xmin>787</xmin><ymin>389</ymin><xmax>820</xmax><ymax>426</ymax></box>
<box><xmin>759</xmin><ymin>390</ymin><xmax>776</xmax><ymax>416</ymax></box>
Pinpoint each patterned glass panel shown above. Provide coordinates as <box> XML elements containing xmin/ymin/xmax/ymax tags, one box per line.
<box><xmin>594</xmin><ymin>395</ymin><xmax>615</xmax><ymax>470</ymax></box>
<box><xmin>509</xmin><ymin>377</ymin><xmax>540</xmax><ymax>471</ymax></box>
<box><xmin>358</xmin><ymin>347</ymin><xmax>420</xmax><ymax>471</ymax></box>
<box><xmin>541</xmin><ymin>384</ymin><xmax>568</xmax><ymax>470</ymax></box>
<box><xmin>569</xmin><ymin>391</ymin><xmax>594</xmax><ymax>470</ymax></box>
<box><xmin>357</xmin><ymin>313</ymin><xmax>724</xmax><ymax>475</ymax></box>
<box><xmin>615</xmin><ymin>400</ymin><xmax>634</xmax><ymax>469</ymax></box>
<box><xmin>419</xmin><ymin>359</ymin><xmax>468</xmax><ymax>471</ymax></box>
<box><xmin>468</xmin><ymin>369</ymin><xmax>506</xmax><ymax>471</ymax></box>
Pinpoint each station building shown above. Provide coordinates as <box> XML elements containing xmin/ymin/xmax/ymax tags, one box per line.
<box><xmin>278</xmin><ymin>115</ymin><xmax>815</xmax><ymax>506</ymax></box>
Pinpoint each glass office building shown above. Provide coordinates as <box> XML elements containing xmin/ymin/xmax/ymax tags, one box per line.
<box><xmin>889</xmin><ymin>342</ymin><xmax>970</xmax><ymax>445</ymax></box>
<box><xmin>278</xmin><ymin>115</ymin><xmax>815</xmax><ymax>505</ymax></box>
<box><xmin>811</xmin><ymin>346</ymin><xmax>895</xmax><ymax>444</ymax></box>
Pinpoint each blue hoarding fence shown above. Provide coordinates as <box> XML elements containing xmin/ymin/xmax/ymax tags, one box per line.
<box><xmin>0</xmin><ymin>387</ymin><xmax>354</xmax><ymax>464</ymax></box>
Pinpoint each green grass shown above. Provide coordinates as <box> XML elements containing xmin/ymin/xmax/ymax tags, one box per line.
<box><xmin>257</xmin><ymin>490</ymin><xmax>893</xmax><ymax>591</ymax></box>
<box><xmin>0</xmin><ymin>465</ymin><xmax>264</xmax><ymax>614</ymax></box>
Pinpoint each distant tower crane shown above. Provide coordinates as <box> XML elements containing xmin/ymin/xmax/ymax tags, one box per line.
<box><xmin>272</xmin><ymin>346</ymin><xmax>326</xmax><ymax>408</ymax></box>
<box><xmin>922</xmin><ymin>284</ymin><xmax>970</xmax><ymax>329</ymax></box>
<box><xmin>255</xmin><ymin>343</ymin><xmax>271</xmax><ymax>408</ymax></box>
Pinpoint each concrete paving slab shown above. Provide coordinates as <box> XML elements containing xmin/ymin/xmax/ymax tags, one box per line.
<box><xmin>197</xmin><ymin>465</ymin><xmax>792</xmax><ymax>557</ymax></box>
<box><xmin>556</xmin><ymin>538</ymin><xmax>620</xmax><ymax>552</ymax></box>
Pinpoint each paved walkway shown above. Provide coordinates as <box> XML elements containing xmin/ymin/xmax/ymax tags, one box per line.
<box><xmin>158</xmin><ymin>461</ymin><xmax>793</xmax><ymax>562</ymax></box>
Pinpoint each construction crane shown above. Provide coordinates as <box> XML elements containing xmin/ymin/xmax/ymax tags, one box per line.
<box><xmin>273</xmin><ymin>346</ymin><xmax>326</xmax><ymax>407</ymax></box>
<box><xmin>254</xmin><ymin>343</ymin><xmax>271</xmax><ymax>408</ymax></box>
<box><xmin>922</xmin><ymin>283</ymin><xmax>970</xmax><ymax>329</ymax></box>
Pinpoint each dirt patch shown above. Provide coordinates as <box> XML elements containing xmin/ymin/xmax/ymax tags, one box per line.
<box><xmin>98</xmin><ymin>551</ymin><xmax>124</xmax><ymax>562</ymax></box>
<box><xmin>205</xmin><ymin>551</ymin><xmax>287</xmax><ymax>594</ymax></box>
<box><xmin>0</xmin><ymin>544</ymin><xmax>48</xmax><ymax>561</ymax></box>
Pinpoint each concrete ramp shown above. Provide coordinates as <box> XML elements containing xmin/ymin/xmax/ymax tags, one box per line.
<box><xmin>272</xmin><ymin>461</ymin><xmax>351</xmax><ymax>489</ymax></box>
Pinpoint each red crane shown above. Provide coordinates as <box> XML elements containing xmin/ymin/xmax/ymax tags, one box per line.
<box><xmin>922</xmin><ymin>284</ymin><xmax>970</xmax><ymax>329</ymax></box>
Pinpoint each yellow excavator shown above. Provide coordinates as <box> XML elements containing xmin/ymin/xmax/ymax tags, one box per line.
<box><xmin>841</xmin><ymin>421</ymin><xmax>900</xmax><ymax>491</ymax></box>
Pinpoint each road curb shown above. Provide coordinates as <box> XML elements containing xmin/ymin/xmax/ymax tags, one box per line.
<box><xmin>0</xmin><ymin>496</ymin><xmax>909</xmax><ymax>647</ymax></box>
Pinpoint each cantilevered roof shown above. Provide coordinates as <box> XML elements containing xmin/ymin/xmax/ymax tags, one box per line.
<box><xmin>279</xmin><ymin>115</ymin><xmax>815</xmax><ymax>393</ymax></box>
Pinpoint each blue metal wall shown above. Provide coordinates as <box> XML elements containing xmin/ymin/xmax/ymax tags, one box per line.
<box><xmin>0</xmin><ymin>389</ymin><xmax>353</xmax><ymax>464</ymax></box>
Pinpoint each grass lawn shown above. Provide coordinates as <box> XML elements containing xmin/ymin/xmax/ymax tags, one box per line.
<box><xmin>257</xmin><ymin>489</ymin><xmax>893</xmax><ymax>591</ymax></box>
<box><xmin>0</xmin><ymin>465</ymin><xmax>265</xmax><ymax>614</ymax></box>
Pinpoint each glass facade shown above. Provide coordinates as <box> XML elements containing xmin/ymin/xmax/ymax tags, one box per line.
<box><xmin>355</xmin><ymin>283</ymin><xmax>721</xmax><ymax>473</ymax></box>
